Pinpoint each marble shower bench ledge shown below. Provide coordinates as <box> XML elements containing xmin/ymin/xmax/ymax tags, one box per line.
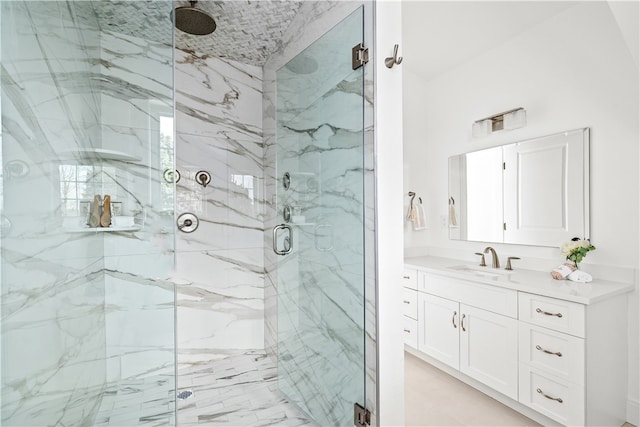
<box><xmin>64</xmin><ymin>226</ymin><xmax>142</xmax><ymax>233</ymax></box>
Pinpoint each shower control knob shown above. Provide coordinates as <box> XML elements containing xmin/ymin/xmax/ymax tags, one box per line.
<box><xmin>195</xmin><ymin>170</ymin><xmax>211</xmax><ymax>187</ymax></box>
<box><xmin>163</xmin><ymin>169</ymin><xmax>181</xmax><ymax>183</ymax></box>
<box><xmin>177</xmin><ymin>213</ymin><xmax>199</xmax><ymax>233</ymax></box>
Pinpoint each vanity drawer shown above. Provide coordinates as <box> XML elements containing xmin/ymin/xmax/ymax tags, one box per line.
<box><xmin>519</xmin><ymin>364</ymin><xmax>585</xmax><ymax>426</ymax></box>
<box><xmin>420</xmin><ymin>273</ymin><xmax>517</xmax><ymax>318</ymax></box>
<box><xmin>519</xmin><ymin>293</ymin><xmax>585</xmax><ymax>337</ymax></box>
<box><xmin>403</xmin><ymin>288</ymin><xmax>418</xmax><ymax>319</ymax></box>
<box><xmin>403</xmin><ymin>268</ymin><xmax>418</xmax><ymax>290</ymax></box>
<box><xmin>403</xmin><ymin>316</ymin><xmax>418</xmax><ymax>349</ymax></box>
<box><xmin>519</xmin><ymin>323</ymin><xmax>585</xmax><ymax>385</ymax></box>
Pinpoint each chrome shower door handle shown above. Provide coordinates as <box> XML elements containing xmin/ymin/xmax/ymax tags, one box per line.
<box><xmin>273</xmin><ymin>223</ymin><xmax>293</xmax><ymax>256</ymax></box>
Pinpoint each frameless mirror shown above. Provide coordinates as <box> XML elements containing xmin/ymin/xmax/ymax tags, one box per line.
<box><xmin>448</xmin><ymin>128</ymin><xmax>590</xmax><ymax>247</ymax></box>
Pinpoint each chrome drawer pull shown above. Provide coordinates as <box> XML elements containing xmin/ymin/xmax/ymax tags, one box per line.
<box><xmin>537</xmin><ymin>388</ymin><xmax>563</xmax><ymax>403</ymax></box>
<box><xmin>536</xmin><ymin>345</ymin><xmax>562</xmax><ymax>357</ymax></box>
<box><xmin>452</xmin><ymin>311</ymin><xmax>457</xmax><ymax>328</ymax></box>
<box><xmin>403</xmin><ymin>275</ymin><xmax>411</xmax><ymax>279</ymax></box>
<box><xmin>536</xmin><ymin>308</ymin><xmax>563</xmax><ymax>318</ymax></box>
<box><xmin>403</xmin><ymin>300</ymin><xmax>411</xmax><ymax>304</ymax></box>
<box><xmin>403</xmin><ymin>329</ymin><xmax>411</xmax><ymax>333</ymax></box>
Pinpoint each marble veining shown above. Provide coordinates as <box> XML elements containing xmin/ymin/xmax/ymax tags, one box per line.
<box><xmin>177</xmin><ymin>351</ymin><xmax>315</xmax><ymax>427</ymax></box>
<box><xmin>3</xmin><ymin>0</ymin><xmax>379</xmax><ymax>425</ymax></box>
<box><xmin>2</xmin><ymin>1</ymin><xmax>175</xmax><ymax>425</ymax></box>
<box><xmin>93</xmin><ymin>375</ymin><xmax>176</xmax><ymax>427</ymax></box>
<box><xmin>173</xmin><ymin>47</ymin><xmax>265</xmax><ymax>371</ymax></box>
<box><xmin>262</xmin><ymin>2</ymin><xmax>377</xmax><ymax>426</ymax></box>
<box><xmin>89</xmin><ymin>351</ymin><xmax>318</xmax><ymax>426</ymax></box>
<box><xmin>263</xmin><ymin>1</ymin><xmax>378</xmax><ymax>424</ymax></box>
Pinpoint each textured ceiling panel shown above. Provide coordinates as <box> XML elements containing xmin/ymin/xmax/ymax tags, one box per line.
<box><xmin>91</xmin><ymin>0</ymin><xmax>303</xmax><ymax>66</ymax></box>
<box><xmin>173</xmin><ymin>1</ymin><xmax>303</xmax><ymax>65</ymax></box>
<box><xmin>95</xmin><ymin>1</ymin><xmax>174</xmax><ymax>45</ymax></box>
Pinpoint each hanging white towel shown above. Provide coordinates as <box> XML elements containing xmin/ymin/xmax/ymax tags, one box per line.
<box><xmin>448</xmin><ymin>198</ymin><xmax>458</xmax><ymax>226</ymax></box>
<box><xmin>413</xmin><ymin>202</ymin><xmax>426</xmax><ymax>230</ymax></box>
<box><xmin>407</xmin><ymin>204</ymin><xmax>416</xmax><ymax>222</ymax></box>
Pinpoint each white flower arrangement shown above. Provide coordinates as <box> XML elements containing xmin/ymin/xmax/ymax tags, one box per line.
<box><xmin>560</xmin><ymin>238</ymin><xmax>596</xmax><ymax>268</ymax></box>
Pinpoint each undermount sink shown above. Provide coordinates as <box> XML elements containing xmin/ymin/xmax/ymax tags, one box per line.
<box><xmin>448</xmin><ymin>264</ymin><xmax>515</xmax><ymax>278</ymax></box>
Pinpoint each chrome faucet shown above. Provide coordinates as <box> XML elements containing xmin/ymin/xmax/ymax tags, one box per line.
<box><xmin>483</xmin><ymin>246</ymin><xmax>500</xmax><ymax>268</ymax></box>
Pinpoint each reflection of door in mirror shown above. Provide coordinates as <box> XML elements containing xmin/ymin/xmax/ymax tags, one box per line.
<box><xmin>503</xmin><ymin>129</ymin><xmax>588</xmax><ymax>246</ymax></box>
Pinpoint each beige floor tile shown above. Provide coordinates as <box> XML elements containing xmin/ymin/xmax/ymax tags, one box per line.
<box><xmin>405</xmin><ymin>351</ymin><xmax>540</xmax><ymax>427</ymax></box>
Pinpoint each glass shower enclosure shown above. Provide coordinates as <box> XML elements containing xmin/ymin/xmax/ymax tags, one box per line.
<box><xmin>275</xmin><ymin>7</ymin><xmax>367</xmax><ymax>426</ymax></box>
<box><xmin>0</xmin><ymin>1</ymin><xmax>176</xmax><ymax>425</ymax></box>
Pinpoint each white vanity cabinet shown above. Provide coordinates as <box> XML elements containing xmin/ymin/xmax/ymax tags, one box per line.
<box><xmin>518</xmin><ymin>292</ymin><xmax>627</xmax><ymax>426</ymax></box>
<box><xmin>402</xmin><ymin>268</ymin><xmax>419</xmax><ymax>349</ymax></box>
<box><xmin>404</xmin><ymin>258</ymin><xmax>631</xmax><ymax>427</ymax></box>
<box><xmin>417</xmin><ymin>272</ymin><xmax>519</xmax><ymax>400</ymax></box>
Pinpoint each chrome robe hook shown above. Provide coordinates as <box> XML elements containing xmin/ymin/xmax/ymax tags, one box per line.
<box><xmin>385</xmin><ymin>44</ymin><xmax>403</xmax><ymax>68</ymax></box>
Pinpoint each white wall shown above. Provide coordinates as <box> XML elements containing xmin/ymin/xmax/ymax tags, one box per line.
<box><xmin>376</xmin><ymin>1</ymin><xmax>405</xmax><ymax>425</ymax></box>
<box><xmin>403</xmin><ymin>2</ymin><xmax>639</xmax><ymax>423</ymax></box>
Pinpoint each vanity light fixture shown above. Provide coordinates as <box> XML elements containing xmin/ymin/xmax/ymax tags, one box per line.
<box><xmin>472</xmin><ymin>107</ymin><xmax>526</xmax><ymax>137</ymax></box>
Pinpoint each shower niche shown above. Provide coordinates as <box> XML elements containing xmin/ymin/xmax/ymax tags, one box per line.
<box><xmin>58</xmin><ymin>156</ymin><xmax>143</xmax><ymax>233</ymax></box>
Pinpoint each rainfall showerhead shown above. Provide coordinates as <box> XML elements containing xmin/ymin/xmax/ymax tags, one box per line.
<box><xmin>174</xmin><ymin>1</ymin><xmax>216</xmax><ymax>36</ymax></box>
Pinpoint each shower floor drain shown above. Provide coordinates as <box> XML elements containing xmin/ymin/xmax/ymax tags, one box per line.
<box><xmin>176</xmin><ymin>390</ymin><xmax>194</xmax><ymax>400</ymax></box>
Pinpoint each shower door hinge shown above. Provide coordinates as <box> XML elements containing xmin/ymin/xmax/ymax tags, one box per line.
<box><xmin>352</xmin><ymin>43</ymin><xmax>369</xmax><ymax>70</ymax></box>
<box><xmin>354</xmin><ymin>403</ymin><xmax>371</xmax><ymax>426</ymax></box>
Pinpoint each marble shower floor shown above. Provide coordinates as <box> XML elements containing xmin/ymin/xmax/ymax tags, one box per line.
<box><xmin>177</xmin><ymin>350</ymin><xmax>315</xmax><ymax>427</ymax></box>
<box><xmin>94</xmin><ymin>376</ymin><xmax>175</xmax><ymax>426</ymax></box>
<box><xmin>94</xmin><ymin>351</ymin><xmax>314</xmax><ymax>426</ymax></box>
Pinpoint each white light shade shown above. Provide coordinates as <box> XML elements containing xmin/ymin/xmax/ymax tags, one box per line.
<box><xmin>472</xmin><ymin>119</ymin><xmax>492</xmax><ymax>138</ymax></box>
<box><xmin>504</xmin><ymin>109</ymin><xmax>527</xmax><ymax>130</ymax></box>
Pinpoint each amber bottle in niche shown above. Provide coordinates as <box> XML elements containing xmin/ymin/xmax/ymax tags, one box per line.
<box><xmin>100</xmin><ymin>195</ymin><xmax>112</xmax><ymax>227</ymax></box>
<box><xmin>89</xmin><ymin>195</ymin><xmax>102</xmax><ymax>228</ymax></box>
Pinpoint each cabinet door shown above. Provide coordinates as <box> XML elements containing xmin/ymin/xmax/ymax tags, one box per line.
<box><xmin>418</xmin><ymin>293</ymin><xmax>459</xmax><ymax>370</ymax></box>
<box><xmin>459</xmin><ymin>304</ymin><xmax>518</xmax><ymax>399</ymax></box>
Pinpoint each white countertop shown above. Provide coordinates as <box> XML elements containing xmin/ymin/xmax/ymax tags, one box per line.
<box><xmin>405</xmin><ymin>255</ymin><xmax>634</xmax><ymax>305</ymax></box>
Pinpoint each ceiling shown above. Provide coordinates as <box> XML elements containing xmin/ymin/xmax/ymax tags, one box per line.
<box><xmin>172</xmin><ymin>1</ymin><xmax>303</xmax><ymax>65</ymax></box>
<box><xmin>401</xmin><ymin>1</ymin><xmax>580</xmax><ymax>81</ymax></box>
<box><xmin>91</xmin><ymin>1</ymin><xmax>303</xmax><ymax>66</ymax></box>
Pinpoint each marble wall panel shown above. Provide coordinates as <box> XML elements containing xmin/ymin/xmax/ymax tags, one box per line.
<box><xmin>2</xmin><ymin>3</ymin><xmax>176</xmax><ymax>425</ymax></box>
<box><xmin>174</xmin><ymin>50</ymin><xmax>265</xmax><ymax>370</ymax></box>
<box><xmin>1</xmin><ymin>257</ymin><xmax>105</xmax><ymax>426</ymax></box>
<box><xmin>103</xmin><ymin>255</ymin><xmax>175</xmax><ymax>383</ymax></box>
<box><xmin>1</xmin><ymin>1</ymin><xmax>101</xmax><ymax>132</ymax></box>
<box><xmin>175</xmin><ymin>249</ymin><xmax>264</xmax><ymax>371</ymax></box>
<box><xmin>97</xmin><ymin>28</ymin><xmax>176</xmax><ymax>385</ymax></box>
<box><xmin>1</xmin><ymin>2</ymin><xmax>106</xmax><ymax>425</ymax></box>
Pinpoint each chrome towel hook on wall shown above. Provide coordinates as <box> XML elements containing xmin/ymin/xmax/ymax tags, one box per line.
<box><xmin>385</xmin><ymin>44</ymin><xmax>403</xmax><ymax>68</ymax></box>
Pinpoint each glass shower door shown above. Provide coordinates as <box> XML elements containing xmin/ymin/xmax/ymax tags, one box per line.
<box><xmin>275</xmin><ymin>7</ymin><xmax>366</xmax><ymax>426</ymax></box>
<box><xmin>1</xmin><ymin>1</ymin><xmax>175</xmax><ymax>425</ymax></box>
